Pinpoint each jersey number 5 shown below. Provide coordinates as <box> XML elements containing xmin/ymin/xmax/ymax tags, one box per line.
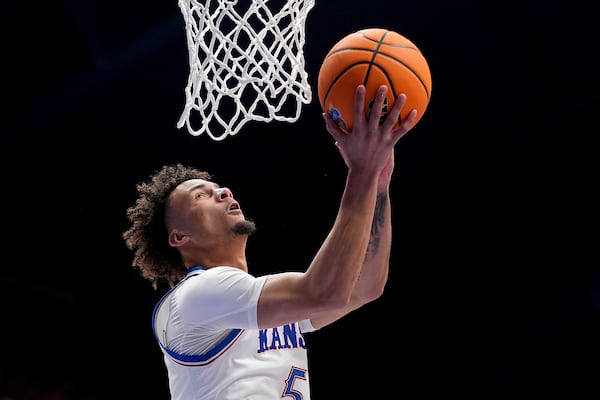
<box><xmin>283</xmin><ymin>366</ymin><xmax>307</xmax><ymax>399</ymax></box>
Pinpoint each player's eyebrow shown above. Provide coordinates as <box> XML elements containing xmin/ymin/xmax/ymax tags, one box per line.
<box><xmin>187</xmin><ymin>182</ymin><xmax>220</xmax><ymax>193</ymax></box>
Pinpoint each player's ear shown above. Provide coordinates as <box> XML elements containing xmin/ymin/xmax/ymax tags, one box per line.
<box><xmin>168</xmin><ymin>229</ymin><xmax>189</xmax><ymax>247</ymax></box>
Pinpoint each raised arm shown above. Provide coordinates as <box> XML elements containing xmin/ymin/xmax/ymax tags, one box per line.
<box><xmin>257</xmin><ymin>85</ymin><xmax>416</xmax><ymax>329</ymax></box>
<box><xmin>307</xmin><ymin>152</ymin><xmax>396</xmax><ymax>329</ymax></box>
<box><xmin>354</xmin><ymin>155</ymin><xmax>396</xmax><ymax>302</ymax></box>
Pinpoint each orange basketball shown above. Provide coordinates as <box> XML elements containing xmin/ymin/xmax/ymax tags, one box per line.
<box><xmin>317</xmin><ymin>28</ymin><xmax>432</xmax><ymax>133</ymax></box>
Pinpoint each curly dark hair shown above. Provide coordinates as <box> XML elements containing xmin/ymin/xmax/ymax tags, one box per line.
<box><xmin>123</xmin><ymin>163</ymin><xmax>211</xmax><ymax>289</ymax></box>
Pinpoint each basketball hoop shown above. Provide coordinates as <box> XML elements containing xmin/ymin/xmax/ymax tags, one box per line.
<box><xmin>176</xmin><ymin>0</ymin><xmax>315</xmax><ymax>141</ymax></box>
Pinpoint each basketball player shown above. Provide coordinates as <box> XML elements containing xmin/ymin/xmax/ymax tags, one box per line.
<box><xmin>123</xmin><ymin>84</ymin><xmax>417</xmax><ymax>399</ymax></box>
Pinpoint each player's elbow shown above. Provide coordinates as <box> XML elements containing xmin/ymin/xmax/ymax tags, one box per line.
<box><xmin>361</xmin><ymin>288</ymin><xmax>383</xmax><ymax>304</ymax></box>
<box><xmin>313</xmin><ymin>289</ymin><xmax>353</xmax><ymax>311</ymax></box>
<box><xmin>304</xmin><ymin>281</ymin><xmax>356</xmax><ymax>311</ymax></box>
<box><xmin>355</xmin><ymin>279</ymin><xmax>387</xmax><ymax>304</ymax></box>
<box><xmin>372</xmin><ymin>277</ymin><xmax>388</xmax><ymax>298</ymax></box>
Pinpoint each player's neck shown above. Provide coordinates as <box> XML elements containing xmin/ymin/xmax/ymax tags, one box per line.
<box><xmin>188</xmin><ymin>245</ymin><xmax>248</xmax><ymax>272</ymax></box>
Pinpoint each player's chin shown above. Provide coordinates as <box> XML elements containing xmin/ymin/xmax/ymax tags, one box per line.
<box><xmin>232</xmin><ymin>220</ymin><xmax>257</xmax><ymax>235</ymax></box>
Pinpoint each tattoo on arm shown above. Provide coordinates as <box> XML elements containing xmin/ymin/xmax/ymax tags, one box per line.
<box><xmin>366</xmin><ymin>193</ymin><xmax>388</xmax><ymax>256</ymax></box>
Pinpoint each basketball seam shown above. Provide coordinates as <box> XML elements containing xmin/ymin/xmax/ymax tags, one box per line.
<box><xmin>364</xmin><ymin>31</ymin><xmax>389</xmax><ymax>86</ymax></box>
<box><xmin>322</xmin><ymin>55</ymin><xmax>430</xmax><ymax>105</ymax></box>
<box><xmin>374</xmin><ymin>52</ymin><xmax>431</xmax><ymax>98</ymax></box>
<box><xmin>322</xmin><ymin>63</ymin><xmax>360</xmax><ymax>106</ymax></box>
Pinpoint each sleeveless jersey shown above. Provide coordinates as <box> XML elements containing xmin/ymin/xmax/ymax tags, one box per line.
<box><xmin>152</xmin><ymin>266</ymin><xmax>316</xmax><ymax>399</ymax></box>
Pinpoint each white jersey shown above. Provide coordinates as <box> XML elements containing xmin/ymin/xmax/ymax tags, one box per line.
<box><xmin>152</xmin><ymin>266</ymin><xmax>317</xmax><ymax>400</ymax></box>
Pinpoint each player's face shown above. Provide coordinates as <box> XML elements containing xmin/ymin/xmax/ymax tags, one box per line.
<box><xmin>169</xmin><ymin>179</ymin><xmax>253</xmax><ymax>244</ymax></box>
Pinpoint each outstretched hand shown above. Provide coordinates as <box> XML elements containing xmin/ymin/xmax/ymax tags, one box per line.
<box><xmin>323</xmin><ymin>84</ymin><xmax>417</xmax><ymax>177</ymax></box>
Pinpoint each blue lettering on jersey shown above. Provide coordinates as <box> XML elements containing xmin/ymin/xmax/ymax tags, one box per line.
<box><xmin>257</xmin><ymin>323</ymin><xmax>306</xmax><ymax>353</ymax></box>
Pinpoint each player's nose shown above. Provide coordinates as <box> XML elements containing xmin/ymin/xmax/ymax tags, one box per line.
<box><xmin>217</xmin><ymin>187</ymin><xmax>233</xmax><ymax>200</ymax></box>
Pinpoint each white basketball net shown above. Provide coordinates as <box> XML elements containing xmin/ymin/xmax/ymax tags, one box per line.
<box><xmin>176</xmin><ymin>0</ymin><xmax>315</xmax><ymax>141</ymax></box>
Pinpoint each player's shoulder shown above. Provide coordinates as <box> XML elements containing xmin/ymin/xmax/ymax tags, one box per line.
<box><xmin>184</xmin><ymin>265</ymin><xmax>246</xmax><ymax>280</ymax></box>
<box><xmin>178</xmin><ymin>266</ymin><xmax>260</xmax><ymax>299</ymax></box>
<box><xmin>193</xmin><ymin>266</ymin><xmax>251</xmax><ymax>281</ymax></box>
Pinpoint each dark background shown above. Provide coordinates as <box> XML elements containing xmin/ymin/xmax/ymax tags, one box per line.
<box><xmin>1</xmin><ymin>0</ymin><xmax>598</xmax><ymax>399</ymax></box>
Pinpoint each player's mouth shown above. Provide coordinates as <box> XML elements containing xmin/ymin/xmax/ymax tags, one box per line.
<box><xmin>228</xmin><ymin>201</ymin><xmax>241</xmax><ymax>214</ymax></box>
